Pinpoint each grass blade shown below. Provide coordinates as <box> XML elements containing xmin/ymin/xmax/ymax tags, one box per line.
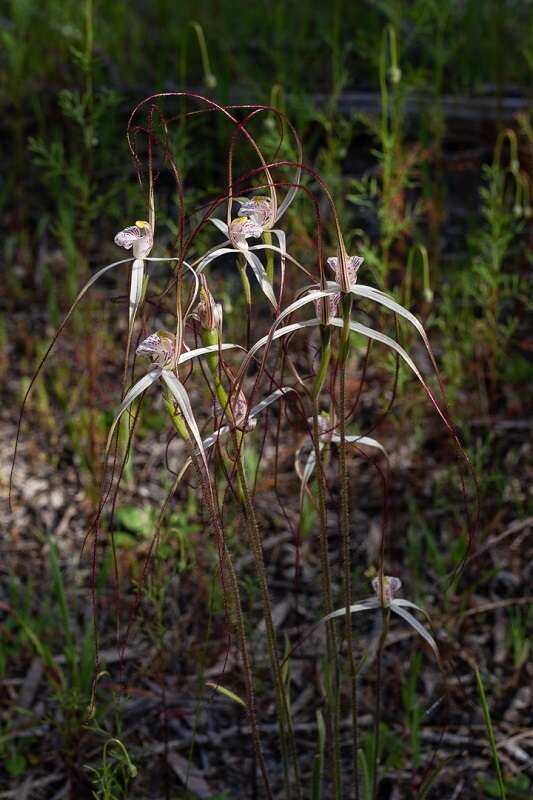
<box><xmin>474</xmin><ymin>665</ymin><xmax>507</xmax><ymax>800</ymax></box>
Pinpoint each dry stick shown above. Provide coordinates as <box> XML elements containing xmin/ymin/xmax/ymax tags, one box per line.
<box><xmin>311</xmin><ymin>324</ymin><xmax>342</xmax><ymax>800</ymax></box>
<box><xmin>338</xmin><ymin>293</ymin><xmax>360</xmax><ymax>800</ymax></box>
<box><xmin>166</xmin><ymin>399</ymin><xmax>273</xmax><ymax>800</ymax></box>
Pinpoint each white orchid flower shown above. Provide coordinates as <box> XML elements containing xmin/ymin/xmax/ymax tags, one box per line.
<box><xmin>320</xmin><ymin>576</ymin><xmax>440</xmax><ymax>661</ymax></box>
<box><xmin>202</xmin><ymin>197</ymin><xmax>287</xmax><ymax>309</ymax></box>
<box><xmin>327</xmin><ymin>254</ymin><xmax>364</xmax><ymax>291</ymax></box>
<box><xmin>295</xmin><ymin>414</ymin><xmax>387</xmax><ymax>511</ymax></box>
<box><xmin>114</xmin><ymin>220</ymin><xmax>153</xmax><ymax>328</ymax></box>
<box><xmin>238</xmin><ymin>195</ymin><xmax>275</xmax><ymax>229</ymax></box>
<box><xmin>229</xmin><ymin>215</ymin><xmax>264</xmax><ymax>251</ymax></box>
<box><xmin>106</xmin><ymin>332</ymin><xmax>243</xmax><ymax>467</ymax></box>
<box><xmin>136</xmin><ymin>331</ymin><xmax>176</xmax><ymax>368</ymax></box>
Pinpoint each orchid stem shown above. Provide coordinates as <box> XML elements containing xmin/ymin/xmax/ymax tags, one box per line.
<box><xmin>338</xmin><ymin>292</ymin><xmax>360</xmax><ymax>799</ymax></box>
<box><xmin>372</xmin><ymin>607</ymin><xmax>390</xmax><ymax>800</ymax></box>
<box><xmin>202</xmin><ymin>328</ymin><xmax>300</xmax><ymax>799</ymax></box>
<box><xmin>164</xmin><ymin>391</ymin><xmax>273</xmax><ymax>800</ymax></box>
<box><xmin>312</xmin><ymin>327</ymin><xmax>342</xmax><ymax>800</ymax></box>
<box><xmin>237</xmin><ymin>253</ymin><xmax>252</xmax><ymax>350</ymax></box>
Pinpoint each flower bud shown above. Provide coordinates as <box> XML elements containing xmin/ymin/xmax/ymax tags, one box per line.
<box><xmin>388</xmin><ymin>66</ymin><xmax>402</xmax><ymax>84</ymax></box>
<box><xmin>196</xmin><ymin>276</ymin><xmax>223</xmax><ymax>332</ymax></box>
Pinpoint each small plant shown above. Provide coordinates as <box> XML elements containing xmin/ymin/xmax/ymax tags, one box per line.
<box><xmin>12</xmin><ymin>93</ymin><xmax>477</xmax><ymax>799</ymax></box>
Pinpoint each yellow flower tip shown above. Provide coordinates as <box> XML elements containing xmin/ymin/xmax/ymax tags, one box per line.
<box><xmin>135</xmin><ymin>220</ymin><xmax>150</xmax><ymax>229</ymax></box>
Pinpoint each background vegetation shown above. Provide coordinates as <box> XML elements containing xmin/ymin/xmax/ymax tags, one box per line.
<box><xmin>0</xmin><ymin>1</ymin><xmax>531</xmax><ymax>798</ymax></box>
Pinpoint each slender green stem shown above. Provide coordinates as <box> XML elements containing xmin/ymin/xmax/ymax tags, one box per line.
<box><xmin>165</xmin><ymin>391</ymin><xmax>273</xmax><ymax>799</ymax></box>
<box><xmin>474</xmin><ymin>665</ymin><xmax>507</xmax><ymax>800</ymax></box>
<box><xmin>235</xmin><ymin>452</ymin><xmax>301</xmax><ymax>798</ymax></box>
<box><xmin>372</xmin><ymin>607</ymin><xmax>390</xmax><ymax>800</ymax></box>
<box><xmin>263</xmin><ymin>231</ymin><xmax>274</xmax><ymax>285</ymax></box>
<box><xmin>201</xmin><ymin>328</ymin><xmax>300</xmax><ymax>798</ymax></box>
<box><xmin>311</xmin><ymin>327</ymin><xmax>341</xmax><ymax>800</ymax></box>
<box><xmin>237</xmin><ymin>253</ymin><xmax>252</xmax><ymax>349</ymax></box>
<box><xmin>338</xmin><ymin>294</ymin><xmax>360</xmax><ymax>799</ymax></box>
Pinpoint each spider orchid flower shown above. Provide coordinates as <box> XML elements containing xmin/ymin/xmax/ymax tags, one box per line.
<box><xmin>135</xmin><ymin>331</ymin><xmax>176</xmax><ymax>368</ymax></box>
<box><xmin>114</xmin><ymin>220</ymin><xmax>154</xmax><ymax>328</ymax></box>
<box><xmin>320</xmin><ymin>576</ymin><xmax>440</xmax><ymax>661</ymax></box>
<box><xmin>238</xmin><ymin>195</ymin><xmax>275</xmax><ymax>230</ymax></box>
<box><xmin>202</xmin><ymin>198</ymin><xmax>285</xmax><ymax>308</ymax></box>
<box><xmin>106</xmin><ymin>330</ymin><xmax>242</xmax><ymax>467</ymax></box>
<box><xmin>327</xmin><ymin>254</ymin><xmax>364</xmax><ymax>293</ymax></box>
<box><xmin>295</xmin><ymin>414</ymin><xmax>387</xmax><ymax>511</ymax></box>
<box><xmin>228</xmin><ymin>215</ymin><xmax>264</xmax><ymax>251</ymax></box>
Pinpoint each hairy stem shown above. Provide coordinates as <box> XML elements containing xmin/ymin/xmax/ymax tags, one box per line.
<box><xmin>312</xmin><ymin>326</ymin><xmax>342</xmax><ymax>800</ymax></box>
<box><xmin>165</xmin><ymin>391</ymin><xmax>273</xmax><ymax>799</ymax></box>
<box><xmin>201</xmin><ymin>331</ymin><xmax>300</xmax><ymax>798</ymax></box>
<box><xmin>372</xmin><ymin>607</ymin><xmax>390</xmax><ymax>800</ymax></box>
<box><xmin>338</xmin><ymin>293</ymin><xmax>360</xmax><ymax>799</ymax></box>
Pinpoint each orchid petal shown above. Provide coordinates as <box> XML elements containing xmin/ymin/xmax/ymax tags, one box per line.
<box><xmin>196</xmin><ymin>247</ymin><xmax>239</xmax><ymax>273</ymax></box>
<box><xmin>321</xmin><ymin>598</ymin><xmax>380</xmax><ymax>625</ymax></box>
<box><xmin>161</xmin><ymin>371</ymin><xmax>208</xmax><ymax>472</ymax></box>
<box><xmin>249</xmin><ymin>386</ymin><xmax>294</xmax><ymax>418</ymax></box>
<box><xmin>330</xmin><ymin>433</ymin><xmax>388</xmax><ymax>458</ymax></box>
<box><xmin>209</xmin><ymin>217</ymin><xmax>229</xmax><ymax>236</ymax></box>
<box><xmin>242</xmin><ymin>249</ymin><xmax>277</xmax><ymax>307</ymax></box>
<box><xmin>177</xmin><ymin>343</ymin><xmax>242</xmax><ymax>365</ymax></box>
<box><xmin>393</xmin><ymin>598</ymin><xmax>433</xmax><ymax>621</ymax></box>
<box><xmin>129</xmin><ymin>258</ymin><xmax>144</xmax><ymax>326</ymax></box>
<box><xmin>106</xmin><ymin>368</ymin><xmax>163</xmax><ymax>455</ymax></box>
<box><xmin>391</xmin><ymin>603</ymin><xmax>440</xmax><ymax>660</ymax></box>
